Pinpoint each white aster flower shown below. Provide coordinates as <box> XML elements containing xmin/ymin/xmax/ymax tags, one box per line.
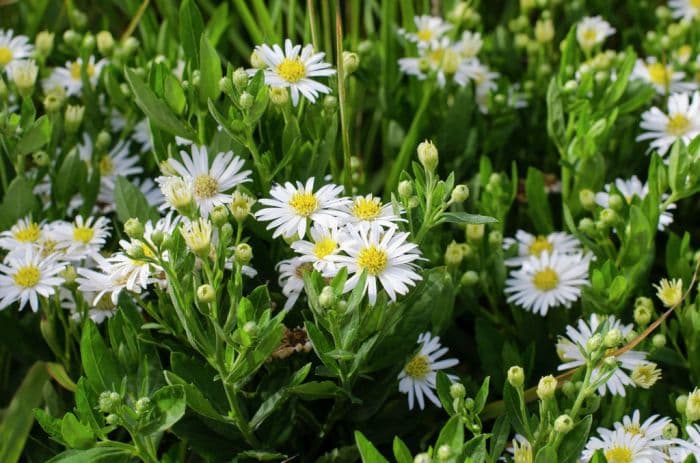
<box><xmin>277</xmin><ymin>257</ymin><xmax>312</xmax><ymax>311</ymax></box>
<box><xmin>290</xmin><ymin>223</ymin><xmax>345</xmax><ymax>277</ymax></box>
<box><xmin>0</xmin><ymin>29</ymin><xmax>33</xmax><ymax>72</ymax></box>
<box><xmin>108</xmin><ymin>240</ymin><xmax>159</xmax><ymax>293</ymax></box>
<box><xmin>611</xmin><ymin>410</ymin><xmax>671</xmax><ymax>446</ymax></box>
<box><xmin>77</xmin><ymin>256</ymin><xmax>130</xmax><ymax>306</ymax></box>
<box><xmin>556</xmin><ymin>314</ymin><xmax>648</xmax><ymax>396</ymax></box>
<box><xmin>595</xmin><ymin>176</ymin><xmax>676</xmax><ymax>230</ymax></box>
<box><xmin>670</xmin><ymin>0</ymin><xmax>700</xmax><ymax>21</ymax></box>
<box><xmin>0</xmin><ymin>217</ymin><xmax>43</xmax><ymax>253</ymax></box>
<box><xmin>254</xmin><ymin>39</ymin><xmax>335</xmax><ymax>106</ymax></box>
<box><xmin>255</xmin><ymin>178</ymin><xmax>346</xmax><ymax>239</ymax></box>
<box><xmin>338</xmin><ymin>194</ymin><xmax>403</xmax><ymax>233</ymax></box>
<box><xmin>8</xmin><ymin>59</ymin><xmax>38</xmax><ymax>91</ymax></box>
<box><xmin>0</xmin><ymin>248</ymin><xmax>65</xmax><ymax>312</ymax></box>
<box><xmin>77</xmin><ymin>133</ymin><xmax>143</xmax><ymax>193</ymax></box>
<box><xmin>582</xmin><ymin>428</ymin><xmax>667</xmax><ymax>463</ymax></box>
<box><xmin>398</xmin><ymin>332</ymin><xmax>458</xmax><ymax>410</ymax></box>
<box><xmin>576</xmin><ymin>16</ymin><xmax>616</xmax><ymax>51</ymax></box>
<box><xmin>53</xmin><ymin>216</ymin><xmax>111</xmax><ymax>261</ymax></box>
<box><xmin>457</xmin><ymin>31</ymin><xmax>483</xmax><ymax>59</ymax></box>
<box><xmin>337</xmin><ymin>226</ymin><xmax>422</xmax><ymax>305</ymax></box>
<box><xmin>455</xmin><ymin>59</ymin><xmax>500</xmax><ymax>113</ymax></box>
<box><xmin>637</xmin><ymin>91</ymin><xmax>700</xmax><ymax>156</ymax></box>
<box><xmin>678</xmin><ymin>425</ymin><xmax>700</xmax><ymax>459</ymax></box>
<box><xmin>504</xmin><ymin>251</ymin><xmax>591</xmax><ymax>316</ymax></box>
<box><xmin>43</xmin><ymin>56</ymin><xmax>106</xmax><ymax>96</ymax></box>
<box><xmin>503</xmin><ymin>230</ymin><xmax>582</xmax><ymax>266</ymax></box>
<box><xmin>164</xmin><ymin>145</ymin><xmax>251</xmax><ymax>217</ymax></box>
<box><xmin>399</xmin><ymin>37</ymin><xmax>464</xmax><ymax>88</ymax></box>
<box><xmin>631</xmin><ymin>57</ymin><xmax>696</xmax><ymax>94</ymax></box>
<box><xmin>400</xmin><ymin>16</ymin><xmax>451</xmax><ymax>50</ymax></box>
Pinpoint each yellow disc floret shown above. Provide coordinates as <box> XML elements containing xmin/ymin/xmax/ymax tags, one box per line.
<box><xmin>357</xmin><ymin>245</ymin><xmax>388</xmax><ymax>276</ymax></box>
<box><xmin>532</xmin><ymin>267</ymin><xmax>559</xmax><ymax>291</ymax></box>
<box><xmin>289</xmin><ymin>192</ymin><xmax>318</xmax><ymax>217</ymax></box>
<box><xmin>276</xmin><ymin>58</ymin><xmax>306</xmax><ymax>83</ymax></box>
<box><xmin>404</xmin><ymin>354</ymin><xmax>430</xmax><ymax>379</ymax></box>
<box><xmin>13</xmin><ymin>265</ymin><xmax>40</xmax><ymax>288</ymax></box>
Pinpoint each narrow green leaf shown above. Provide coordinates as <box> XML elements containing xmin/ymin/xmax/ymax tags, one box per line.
<box><xmin>441</xmin><ymin>212</ymin><xmax>498</xmax><ymax>225</ymax></box>
<box><xmin>179</xmin><ymin>0</ymin><xmax>204</xmax><ymax>69</ymax></box>
<box><xmin>354</xmin><ymin>431</ymin><xmax>389</xmax><ymax>463</ymax></box>
<box><xmin>199</xmin><ymin>35</ymin><xmax>222</xmax><ymax>106</ymax></box>
<box><xmin>16</xmin><ymin>115</ymin><xmax>51</xmax><ymax>156</ymax></box>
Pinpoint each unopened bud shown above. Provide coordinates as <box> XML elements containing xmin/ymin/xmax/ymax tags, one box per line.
<box><xmin>449</xmin><ymin>382</ymin><xmax>466</xmax><ymax>399</ymax></box>
<box><xmin>319</xmin><ymin>286</ymin><xmax>335</xmax><ymax>308</ymax></box>
<box><xmin>536</xmin><ymin>375</ymin><xmax>557</xmax><ymax>400</ymax></box>
<box><xmin>398</xmin><ymin>180</ymin><xmax>413</xmax><ymax>198</ymax></box>
<box><xmin>652</xmin><ymin>333</ymin><xmax>666</xmax><ymax>348</ymax></box>
<box><xmin>219</xmin><ymin>76</ymin><xmax>233</xmax><ymax>95</ymax></box>
<box><xmin>35</xmin><ymin>31</ymin><xmax>55</xmax><ymax>56</ymax></box>
<box><xmin>96</xmin><ymin>31</ymin><xmax>115</xmax><ymax>56</ymax></box>
<box><xmin>235</xmin><ymin>243</ymin><xmax>253</xmax><ymax>264</ymax></box>
<box><xmin>634</xmin><ymin>304</ymin><xmax>652</xmax><ymax>327</ymax></box>
<box><xmin>124</xmin><ymin>218</ymin><xmax>144</xmax><ymax>240</ymax></box>
<box><xmin>466</xmin><ymin>223</ymin><xmax>485</xmax><ymax>243</ymax></box>
<box><xmin>586</xmin><ymin>333</ymin><xmax>602</xmax><ymax>352</ymax></box>
<box><xmin>134</xmin><ymin>397</ymin><xmax>151</xmax><ymax>415</ymax></box>
<box><xmin>197</xmin><ymin>284</ymin><xmax>215</xmax><ymax>303</ymax></box>
<box><xmin>269</xmin><ymin>87</ymin><xmax>289</xmax><ymax>106</ymax></box>
<box><xmin>677</xmin><ymin>395</ymin><xmax>689</xmax><ymax>414</ymax></box>
<box><xmin>444</xmin><ymin>241</ymin><xmax>464</xmax><ymax>267</ymax></box>
<box><xmin>451</xmin><ymin>184</ymin><xmax>470</xmax><ymax>203</ymax></box>
<box><xmin>342</xmin><ymin>51</ymin><xmax>360</xmax><ymax>75</ymax></box>
<box><xmin>437</xmin><ymin>445</ymin><xmax>451</xmax><ymax>461</ymax></box>
<box><xmin>210</xmin><ymin>205</ymin><xmax>229</xmax><ymax>227</ymax></box>
<box><xmin>604</xmin><ymin>328</ymin><xmax>622</xmax><ymax>348</ymax></box>
<box><xmin>243</xmin><ymin>320</ymin><xmax>258</xmax><ymax>337</ymax></box>
<box><xmin>554</xmin><ymin>414</ymin><xmax>574</xmax><ymax>433</ymax></box>
<box><xmin>417</xmin><ymin>140</ymin><xmax>439</xmax><ymax>172</ymax></box>
<box><xmin>32</xmin><ymin>150</ymin><xmax>50</xmax><ymax>167</ymax></box>
<box><xmin>608</xmin><ymin>194</ymin><xmax>624</xmax><ymax>211</ymax></box>
<box><xmin>232</xmin><ymin>68</ymin><xmax>249</xmax><ymax>90</ymax></box>
<box><xmin>64</xmin><ymin>105</ymin><xmax>85</xmax><ymax>134</ymax></box>
<box><xmin>250</xmin><ymin>50</ymin><xmax>265</xmax><ymax>69</ymax></box>
<box><xmin>600</xmin><ymin>208</ymin><xmax>618</xmax><ymax>226</ymax></box>
<box><xmin>579</xmin><ymin>189</ymin><xmax>596</xmax><ymax>210</ymax></box>
<box><xmin>507</xmin><ymin>366</ymin><xmax>525</xmax><ymax>388</ymax></box>
<box><xmin>460</xmin><ymin>270</ymin><xmax>479</xmax><ymax>286</ymax></box>
<box><xmin>95</xmin><ymin>131</ymin><xmax>112</xmax><ymax>152</ymax></box>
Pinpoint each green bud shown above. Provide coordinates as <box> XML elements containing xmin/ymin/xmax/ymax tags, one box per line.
<box><xmin>96</xmin><ymin>31</ymin><xmax>115</xmax><ymax>56</ymax></box>
<box><xmin>608</xmin><ymin>194</ymin><xmax>624</xmax><ymax>211</ymax></box>
<box><xmin>239</xmin><ymin>92</ymin><xmax>254</xmax><ymax>110</ymax></box>
<box><xmin>105</xmin><ymin>413</ymin><xmax>119</xmax><ymax>425</ymax></box>
<box><xmin>63</xmin><ymin>30</ymin><xmax>81</xmax><ymax>49</ymax></box>
<box><xmin>507</xmin><ymin>366</ymin><xmax>525</xmax><ymax>388</ymax></box>
<box><xmin>600</xmin><ymin>208</ymin><xmax>618</xmax><ymax>226</ymax></box>
<box><xmin>466</xmin><ymin>223</ymin><xmax>485</xmax><ymax>243</ymax></box>
<box><xmin>444</xmin><ymin>241</ymin><xmax>464</xmax><ymax>267</ymax></box>
<box><xmin>398</xmin><ymin>180</ymin><xmax>413</xmax><ymax>198</ymax></box>
<box><xmin>70</xmin><ymin>9</ymin><xmax>87</xmax><ymax>29</ymax></box>
<box><xmin>243</xmin><ymin>321</ymin><xmax>258</xmax><ymax>337</ymax></box>
<box><xmin>564</xmin><ymin>80</ymin><xmax>578</xmax><ymax>92</ymax></box>
<box><xmin>603</xmin><ymin>328</ymin><xmax>622</xmax><ymax>348</ymax></box>
<box><xmin>451</xmin><ymin>184</ymin><xmax>470</xmax><ymax>203</ymax></box>
<box><xmin>662</xmin><ymin>422</ymin><xmax>678</xmax><ymax>439</ymax></box>
<box><xmin>562</xmin><ymin>381</ymin><xmax>576</xmax><ymax>398</ymax></box>
<box><xmin>127</xmin><ymin>244</ymin><xmax>145</xmax><ymax>260</ymax></box>
<box><xmin>437</xmin><ymin>445</ymin><xmax>451</xmax><ymax>461</ymax></box>
<box><xmin>578</xmin><ymin>217</ymin><xmax>595</xmax><ymax>234</ymax></box>
<box><xmin>537</xmin><ymin>375</ymin><xmax>557</xmax><ymax>400</ymax></box>
<box><xmin>449</xmin><ymin>382</ymin><xmax>466</xmax><ymax>399</ymax></box>
<box><xmin>579</xmin><ymin>189</ymin><xmax>596</xmax><ymax>210</ymax></box>
<box><xmin>586</xmin><ymin>333</ymin><xmax>602</xmax><ymax>352</ymax></box>
<box><xmin>652</xmin><ymin>333</ymin><xmax>666</xmax><ymax>348</ymax></box>
<box><xmin>634</xmin><ymin>304</ymin><xmax>652</xmax><ymax>327</ymax></box>
<box><xmin>95</xmin><ymin>131</ymin><xmax>112</xmax><ymax>152</ymax></box>
<box><xmin>235</xmin><ymin>243</ymin><xmax>253</xmax><ymax>265</ymax></box>
<box><xmin>342</xmin><ymin>51</ymin><xmax>360</xmax><ymax>75</ymax></box>
<box><xmin>150</xmin><ymin>230</ymin><xmax>165</xmax><ymax>247</ymax></box>
<box><xmin>414</xmin><ymin>453</ymin><xmax>430</xmax><ymax>463</ymax></box>
<box><xmin>35</xmin><ymin>31</ymin><xmax>55</xmax><ymax>56</ymax></box>
<box><xmin>210</xmin><ymin>205</ymin><xmax>229</xmax><ymax>227</ymax></box>
<box><xmin>323</xmin><ymin>95</ymin><xmax>338</xmax><ymax>112</ymax></box>
<box><xmin>64</xmin><ymin>105</ymin><xmax>85</xmax><ymax>134</ymax></box>
<box><xmin>124</xmin><ymin>218</ymin><xmax>144</xmax><ymax>240</ymax></box>
<box><xmin>417</xmin><ymin>140</ymin><xmax>439</xmax><ymax>172</ymax></box>
<box><xmin>460</xmin><ymin>270</ymin><xmax>479</xmax><ymax>286</ymax></box>
<box><xmin>677</xmin><ymin>395</ymin><xmax>689</xmax><ymax>414</ymax></box>
<box><xmin>81</xmin><ymin>33</ymin><xmax>95</xmax><ymax>53</ymax></box>
<box><xmin>488</xmin><ymin>231</ymin><xmax>503</xmax><ymax>248</ymax></box>
<box><xmin>32</xmin><ymin>151</ymin><xmax>50</xmax><ymax>167</ymax></box>
<box><xmin>134</xmin><ymin>397</ymin><xmax>151</xmax><ymax>415</ymax></box>
<box><xmin>319</xmin><ymin>286</ymin><xmax>335</xmax><ymax>309</ymax></box>
<box><xmin>197</xmin><ymin>284</ymin><xmax>216</xmax><ymax>304</ymax></box>
<box><xmin>123</xmin><ymin>37</ymin><xmax>140</xmax><ymax>56</ymax></box>
<box><xmin>269</xmin><ymin>87</ymin><xmax>289</xmax><ymax>106</ymax></box>
<box><xmin>232</xmin><ymin>68</ymin><xmax>249</xmax><ymax>90</ymax></box>
<box><xmin>464</xmin><ymin>397</ymin><xmax>475</xmax><ymax>410</ymax></box>
<box><xmin>219</xmin><ymin>76</ymin><xmax>233</xmax><ymax>95</ymax></box>
<box><xmin>554</xmin><ymin>414</ymin><xmax>574</xmax><ymax>433</ymax></box>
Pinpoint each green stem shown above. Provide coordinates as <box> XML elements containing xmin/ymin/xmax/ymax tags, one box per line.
<box><xmin>307</xmin><ymin>0</ymin><xmax>320</xmax><ymax>52</ymax></box>
<box><xmin>335</xmin><ymin>0</ymin><xmax>352</xmax><ymax>193</ymax></box>
<box><xmin>232</xmin><ymin>0</ymin><xmax>265</xmax><ymax>44</ymax></box>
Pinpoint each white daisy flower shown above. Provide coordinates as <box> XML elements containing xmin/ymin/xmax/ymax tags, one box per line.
<box><xmin>77</xmin><ymin>133</ymin><xmax>143</xmax><ymax>193</ymax></box>
<box><xmin>0</xmin><ymin>248</ymin><xmax>65</xmax><ymax>312</ymax></box>
<box><xmin>400</xmin><ymin>16</ymin><xmax>451</xmax><ymax>50</ymax></box>
<box><xmin>457</xmin><ymin>31</ymin><xmax>483</xmax><ymax>59</ymax></box>
<box><xmin>504</xmin><ymin>251</ymin><xmax>591</xmax><ymax>316</ymax></box>
<box><xmin>582</xmin><ymin>428</ymin><xmax>667</xmax><ymax>463</ymax></box>
<box><xmin>43</xmin><ymin>56</ymin><xmax>107</xmax><ymax>96</ymax></box>
<box><xmin>503</xmin><ymin>230</ymin><xmax>582</xmax><ymax>267</ymax></box>
<box><xmin>399</xmin><ymin>38</ymin><xmax>464</xmax><ymax>88</ymax></box>
<box><xmin>0</xmin><ymin>29</ymin><xmax>33</xmax><ymax>73</ymax></box>
<box><xmin>255</xmin><ymin>178</ymin><xmax>346</xmax><ymax>239</ymax></box>
<box><xmin>61</xmin><ymin>287</ymin><xmax>118</xmax><ymax>324</ymax></box>
<box><xmin>610</xmin><ymin>410</ymin><xmax>672</xmax><ymax>447</ymax></box>
<box><xmin>595</xmin><ymin>176</ymin><xmax>676</xmax><ymax>230</ymax></box>
<box><xmin>0</xmin><ymin>217</ymin><xmax>43</xmax><ymax>253</ymax></box>
<box><xmin>576</xmin><ymin>16</ymin><xmax>616</xmax><ymax>51</ymax></box>
<box><xmin>336</xmin><ymin>226</ymin><xmax>423</xmax><ymax>305</ymax></box>
<box><xmin>455</xmin><ymin>59</ymin><xmax>500</xmax><ymax>113</ymax></box>
<box><xmin>136</xmin><ymin>177</ymin><xmax>166</xmax><ymax>209</ymax></box>
<box><xmin>276</xmin><ymin>256</ymin><xmax>313</xmax><ymax>311</ymax></box>
<box><xmin>397</xmin><ymin>332</ymin><xmax>458</xmax><ymax>410</ymax></box>
<box><xmin>631</xmin><ymin>57</ymin><xmax>696</xmax><ymax>94</ymax></box>
<box><xmin>670</xmin><ymin>0</ymin><xmax>700</xmax><ymax>21</ymax></box>
<box><xmin>678</xmin><ymin>425</ymin><xmax>700</xmax><ymax>459</ymax></box>
<box><xmin>556</xmin><ymin>314</ymin><xmax>648</xmax><ymax>396</ymax></box>
<box><xmin>53</xmin><ymin>216</ymin><xmax>111</xmax><ymax>261</ymax></box>
<box><xmin>290</xmin><ymin>223</ymin><xmax>345</xmax><ymax>277</ymax></box>
<box><xmin>338</xmin><ymin>194</ymin><xmax>404</xmax><ymax>233</ymax></box>
<box><xmin>637</xmin><ymin>91</ymin><xmax>700</xmax><ymax>156</ymax></box>
<box><xmin>108</xmin><ymin>240</ymin><xmax>159</xmax><ymax>293</ymax></box>
<box><xmin>254</xmin><ymin>39</ymin><xmax>335</xmax><ymax>106</ymax></box>
<box><xmin>76</xmin><ymin>257</ymin><xmax>131</xmax><ymax>306</ymax></box>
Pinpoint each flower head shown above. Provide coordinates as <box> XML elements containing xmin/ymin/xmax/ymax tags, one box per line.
<box><xmin>637</xmin><ymin>92</ymin><xmax>700</xmax><ymax>156</ymax></box>
<box><xmin>290</xmin><ymin>223</ymin><xmax>345</xmax><ymax>277</ymax></box>
<box><xmin>0</xmin><ymin>29</ymin><xmax>33</xmax><ymax>72</ymax></box>
<box><xmin>632</xmin><ymin>57</ymin><xmax>696</xmax><ymax>94</ymax></box>
<box><xmin>53</xmin><ymin>216</ymin><xmax>111</xmax><ymax>261</ymax></box>
<box><xmin>582</xmin><ymin>428</ymin><xmax>668</xmax><ymax>463</ymax></box>
<box><xmin>400</xmin><ymin>16</ymin><xmax>452</xmax><ymax>50</ymax></box>
<box><xmin>654</xmin><ymin>278</ymin><xmax>683</xmax><ymax>308</ymax></box>
<box><xmin>503</xmin><ymin>230</ymin><xmax>582</xmax><ymax>267</ymax></box>
<box><xmin>43</xmin><ymin>56</ymin><xmax>107</xmax><ymax>96</ymax></box>
<box><xmin>576</xmin><ymin>16</ymin><xmax>615</xmax><ymax>50</ymax></box>
<box><xmin>595</xmin><ymin>176</ymin><xmax>676</xmax><ymax>230</ymax></box>
<box><xmin>0</xmin><ymin>248</ymin><xmax>65</xmax><ymax>312</ymax></box>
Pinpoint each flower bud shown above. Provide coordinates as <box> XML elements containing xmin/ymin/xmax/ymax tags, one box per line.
<box><xmin>64</xmin><ymin>105</ymin><xmax>85</xmax><ymax>134</ymax></box>
<box><xmin>398</xmin><ymin>180</ymin><xmax>413</xmax><ymax>198</ymax></box>
<box><xmin>449</xmin><ymin>382</ymin><xmax>466</xmax><ymax>399</ymax></box>
<box><xmin>134</xmin><ymin>397</ymin><xmax>151</xmax><ymax>415</ymax></box>
<box><xmin>687</xmin><ymin>388</ymin><xmax>700</xmax><ymax>422</ymax></box>
<box><xmin>35</xmin><ymin>31</ymin><xmax>54</xmax><ymax>56</ymax></box>
<box><xmin>124</xmin><ymin>217</ymin><xmax>144</xmax><ymax>240</ymax></box>
<box><xmin>417</xmin><ymin>140</ymin><xmax>439</xmax><ymax>172</ymax></box>
<box><xmin>608</xmin><ymin>194</ymin><xmax>624</xmax><ymax>211</ymax></box>
<box><xmin>250</xmin><ymin>50</ymin><xmax>266</xmax><ymax>68</ymax></box>
<box><xmin>243</xmin><ymin>320</ymin><xmax>258</xmax><ymax>337</ymax></box>
<box><xmin>235</xmin><ymin>243</ymin><xmax>253</xmax><ymax>265</ymax></box>
<box><xmin>197</xmin><ymin>284</ymin><xmax>216</xmax><ymax>304</ymax></box>
<box><xmin>210</xmin><ymin>205</ymin><xmax>229</xmax><ymax>227</ymax></box>
<box><xmin>488</xmin><ymin>231</ymin><xmax>503</xmax><ymax>248</ymax></box>
<box><xmin>319</xmin><ymin>286</ymin><xmax>335</xmax><ymax>309</ymax></box>
<box><xmin>507</xmin><ymin>366</ymin><xmax>525</xmax><ymax>388</ymax></box>
<box><xmin>127</xmin><ymin>244</ymin><xmax>145</xmax><ymax>260</ymax></box>
<box><xmin>182</xmin><ymin>218</ymin><xmax>212</xmax><ymax>255</ymax></box>
<box><xmin>232</xmin><ymin>67</ymin><xmax>249</xmax><ymax>90</ymax></box>
<box><xmin>323</xmin><ymin>95</ymin><xmax>338</xmax><ymax>113</ymax></box>
<box><xmin>563</xmin><ymin>80</ymin><xmax>578</xmax><ymax>93</ymax></box>
<box><xmin>444</xmin><ymin>241</ymin><xmax>464</xmax><ymax>267</ymax></box>
<box><xmin>123</xmin><ymin>37</ymin><xmax>140</xmax><ymax>56</ymax></box>
<box><xmin>95</xmin><ymin>131</ymin><xmax>112</xmax><ymax>152</ymax></box>
<box><xmin>579</xmin><ymin>189</ymin><xmax>596</xmax><ymax>210</ymax></box>
<box><xmin>634</xmin><ymin>304</ymin><xmax>652</xmax><ymax>327</ymax></box>
<box><xmin>63</xmin><ymin>30</ymin><xmax>81</xmax><ymax>49</ymax></box>
<box><xmin>677</xmin><ymin>395</ymin><xmax>689</xmax><ymax>414</ymax></box>
<box><xmin>105</xmin><ymin>413</ymin><xmax>119</xmax><ymax>425</ymax></box>
<box><xmin>437</xmin><ymin>445</ymin><xmax>451</xmax><ymax>461</ymax></box>
<box><xmin>451</xmin><ymin>184</ymin><xmax>470</xmax><ymax>203</ymax></box>
<box><xmin>534</xmin><ymin>18</ymin><xmax>554</xmax><ymax>43</ymax></box>
<box><xmin>230</xmin><ymin>191</ymin><xmax>255</xmax><ymax>222</ymax></box>
<box><xmin>414</xmin><ymin>453</ymin><xmax>430</xmax><ymax>463</ymax></box>
<box><xmin>98</xmin><ymin>391</ymin><xmax>121</xmax><ymax>413</ymax></box>
<box><xmin>562</xmin><ymin>381</ymin><xmax>576</xmax><ymax>398</ymax></box>
<box><xmin>219</xmin><ymin>76</ymin><xmax>233</xmax><ymax>95</ymax></box>
<box><xmin>603</xmin><ymin>328</ymin><xmax>622</xmax><ymax>348</ymax></box>
<box><xmin>81</xmin><ymin>33</ymin><xmax>95</xmax><ymax>53</ymax></box>
<box><xmin>554</xmin><ymin>414</ymin><xmax>574</xmax><ymax>434</ymax></box>
<box><xmin>96</xmin><ymin>31</ymin><xmax>115</xmax><ymax>56</ymax></box>
<box><xmin>269</xmin><ymin>87</ymin><xmax>289</xmax><ymax>106</ymax></box>
<box><xmin>586</xmin><ymin>333</ymin><xmax>602</xmax><ymax>352</ymax></box>
<box><xmin>150</xmin><ymin>230</ymin><xmax>165</xmax><ymax>247</ymax></box>
<box><xmin>239</xmin><ymin>91</ymin><xmax>254</xmax><ymax>110</ymax></box>
<box><xmin>32</xmin><ymin>150</ymin><xmax>50</xmax><ymax>167</ymax></box>
<box><xmin>408</xmin><ymin>196</ymin><xmax>419</xmax><ymax>208</ymax></box>
<box><xmin>652</xmin><ymin>333</ymin><xmax>666</xmax><ymax>348</ymax></box>
<box><xmin>662</xmin><ymin>423</ymin><xmax>678</xmax><ymax>439</ymax></box>
<box><xmin>536</xmin><ymin>375</ymin><xmax>557</xmax><ymax>400</ymax></box>
<box><xmin>342</xmin><ymin>51</ymin><xmax>360</xmax><ymax>75</ymax></box>
<box><xmin>60</xmin><ymin>265</ymin><xmax>78</xmax><ymax>284</ymax></box>
<box><xmin>43</xmin><ymin>86</ymin><xmax>66</xmax><ymax>112</ymax></box>
<box><xmin>466</xmin><ymin>223</ymin><xmax>485</xmax><ymax>243</ymax></box>
<box><xmin>460</xmin><ymin>270</ymin><xmax>479</xmax><ymax>286</ymax></box>
<box><xmin>578</xmin><ymin>217</ymin><xmax>595</xmax><ymax>234</ymax></box>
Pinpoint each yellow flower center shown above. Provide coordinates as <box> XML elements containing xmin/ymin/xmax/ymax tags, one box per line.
<box><xmin>528</xmin><ymin>236</ymin><xmax>553</xmax><ymax>257</ymax></box>
<box><xmin>625</xmin><ymin>424</ymin><xmax>642</xmax><ymax>435</ymax></box>
<box><xmin>582</xmin><ymin>28</ymin><xmax>597</xmax><ymax>44</ymax></box>
<box><xmin>15</xmin><ymin>222</ymin><xmax>41</xmax><ymax>243</ymax></box>
<box><xmin>99</xmin><ymin>155</ymin><xmax>114</xmax><ymax>175</ymax></box>
<box><xmin>276</xmin><ymin>58</ymin><xmax>306</xmax><ymax>83</ymax></box>
<box><xmin>40</xmin><ymin>240</ymin><xmax>59</xmax><ymax>258</ymax></box>
<box><xmin>193</xmin><ymin>174</ymin><xmax>219</xmax><ymax>198</ymax></box>
<box><xmin>404</xmin><ymin>354</ymin><xmax>430</xmax><ymax>379</ymax></box>
<box><xmin>313</xmin><ymin>238</ymin><xmax>336</xmax><ymax>259</ymax></box>
<box><xmin>604</xmin><ymin>446</ymin><xmax>633</xmax><ymax>463</ymax></box>
<box><xmin>69</xmin><ymin>61</ymin><xmax>96</xmax><ymax>80</ymax></box>
<box><xmin>416</xmin><ymin>29</ymin><xmax>433</xmax><ymax>42</ymax></box>
<box><xmin>357</xmin><ymin>245</ymin><xmax>388</xmax><ymax>276</ymax></box>
<box><xmin>0</xmin><ymin>47</ymin><xmax>13</xmax><ymax>66</ymax></box>
<box><xmin>289</xmin><ymin>192</ymin><xmax>318</xmax><ymax>217</ymax></box>
<box><xmin>13</xmin><ymin>265</ymin><xmax>41</xmax><ymax>288</ymax></box>
<box><xmin>647</xmin><ymin>62</ymin><xmax>670</xmax><ymax>86</ymax></box>
<box><xmin>666</xmin><ymin>113</ymin><xmax>691</xmax><ymax>136</ymax></box>
<box><xmin>73</xmin><ymin>226</ymin><xmax>95</xmax><ymax>244</ymax></box>
<box><xmin>693</xmin><ymin>0</ymin><xmax>700</xmax><ymax>9</ymax></box>
<box><xmin>428</xmin><ymin>48</ymin><xmax>445</xmax><ymax>66</ymax></box>
<box><xmin>352</xmin><ymin>197</ymin><xmax>382</xmax><ymax>220</ymax></box>
<box><xmin>532</xmin><ymin>267</ymin><xmax>559</xmax><ymax>291</ymax></box>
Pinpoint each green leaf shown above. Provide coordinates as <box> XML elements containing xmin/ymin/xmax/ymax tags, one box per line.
<box><xmin>125</xmin><ymin>68</ymin><xmax>197</xmax><ymax>140</ymax></box>
<box><xmin>503</xmin><ymin>381</ymin><xmax>532</xmax><ymax>441</ymax></box>
<box><xmin>474</xmin><ymin>376</ymin><xmax>490</xmax><ymax>413</ymax></box>
<box><xmin>441</xmin><ymin>212</ymin><xmax>498</xmax><ymax>225</ymax></box>
<box><xmin>47</xmin><ymin>447</ymin><xmax>132</xmax><ymax>462</ymax></box>
<box><xmin>140</xmin><ymin>385</ymin><xmax>187</xmax><ymax>434</ymax></box>
<box><xmin>287</xmin><ymin>381</ymin><xmax>343</xmax><ymax>399</ymax></box>
<box><xmin>81</xmin><ymin>321</ymin><xmax>122</xmax><ymax>393</ymax></box>
<box><xmin>34</xmin><ymin>409</ymin><xmax>65</xmax><ymax>445</ymax></box>
<box><xmin>61</xmin><ymin>413</ymin><xmax>95</xmax><ymax>449</ymax></box>
<box><xmin>179</xmin><ymin>0</ymin><xmax>204</xmax><ymax>69</ymax></box>
<box><xmin>164</xmin><ymin>74</ymin><xmax>186</xmax><ymax>115</ymax></box>
<box><xmin>54</xmin><ymin>148</ymin><xmax>86</xmax><ymax>204</ymax></box>
<box><xmin>546</xmin><ymin>78</ymin><xmax>566</xmax><ymax>154</ymax></box>
<box><xmin>0</xmin><ymin>362</ymin><xmax>50</xmax><ymax>463</ymax></box>
<box><xmin>15</xmin><ymin>115</ymin><xmax>51</xmax><ymax>156</ymax></box>
<box><xmin>163</xmin><ymin>371</ymin><xmax>225</xmax><ymax>422</ymax></box>
<box><xmin>392</xmin><ymin>437</ymin><xmax>413</xmax><ymax>463</ymax></box>
<box><xmin>0</xmin><ymin>176</ymin><xmax>40</xmax><ymax>230</ymax></box>
<box><xmin>354</xmin><ymin>431</ymin><xmax>389</xmax><ymax>463</ymax></box>
<box><xmin>525</xmin><ymin>168</ymin><xmax>554</xmax><ymax>234</ymax></box>
<box><xmin>488</xmin><ymin>416</ymin><xmax>510</xmax><ymax>458</ymax></box>
<box><xmin>199</xmin><ymin>36</ymin><xmax>222</xmax><ymax>107</ymax></box>
<box><xmin>46</xmin><ymin>362</ymin><xmax>77</xmax><ymax>392</ymax></box>
<box><xmin>435</xmin><ymin>415</ymin><xmax>464</xmax><ymax>451</ymax></box>
<box><xmin>436</xmin><ymin>371</ymin><xmax>455</xmax><ymax>414</ymax></box>
<box><xmin>236</xmin><ymin>450</ymin><xmax>288</xmax><ymax>461</ymax></box>
<box><xmin>114</xmin><ymin>176</ymin><xmax>160</xmax><ymax>225</ymax></box>
<box><xmin>558</xmin><ymin>415</ymin><xmax>592</xmax><ymax>463</ymax></box>
<box><xmin>535</xmin><ymin>446</ymin><xmax>557</xmax><ymax>463</ymax></box>
<box><xmin>463</xmin><ymin>434</ymin><xmax>487</xmax><ymax>462</ymax></box>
